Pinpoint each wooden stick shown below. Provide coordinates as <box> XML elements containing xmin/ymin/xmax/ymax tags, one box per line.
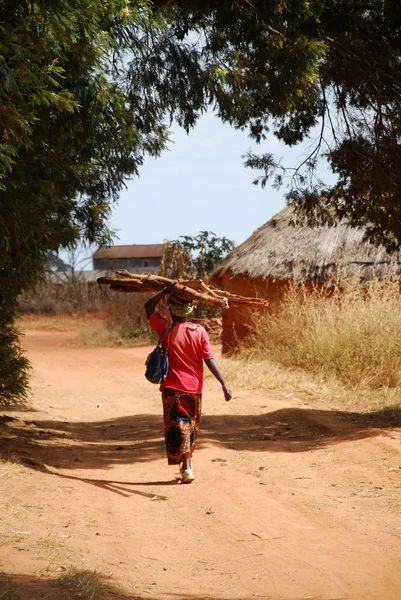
<box><xmin>97</xmin><ymin>272</ymin><xmax>267</xmax><ymax>308</ymax></box>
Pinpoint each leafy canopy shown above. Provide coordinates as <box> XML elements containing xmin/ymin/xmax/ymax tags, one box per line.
<box><xmin>153</xmin><ymin>0</ymin><xmax>401</xmax><ymax>250</ymax></box>
<box><xmin>2</xmin><ymin>0</ymin><xmax>401</xmax><ymax>403</ymax></box>
<box><xmin>0</xmin><ymin>0</ymin><xmax>210</xmax><ymax>404</ymax></box>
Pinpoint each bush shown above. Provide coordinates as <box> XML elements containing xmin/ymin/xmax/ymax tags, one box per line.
<box><xmin>19</xmin><ymin>280</ymin><xmax>157</xmax><ymax>347</ymax></box>
<box><xmin>0</xmin><ymin>303</ymin><xmax>30</xmax><ymax>407</ymax></box>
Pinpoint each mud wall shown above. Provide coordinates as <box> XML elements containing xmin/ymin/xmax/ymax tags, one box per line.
<box><xmin>212</xmin><ymin>272</ymin><xmax>290</xmax><ymax>354</ymax></box>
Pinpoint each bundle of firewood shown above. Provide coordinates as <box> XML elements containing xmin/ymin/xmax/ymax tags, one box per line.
<box><xmin>97</xmin><ymin>271</ymin><xmax>267</xmax><ymax>308</ymax></box>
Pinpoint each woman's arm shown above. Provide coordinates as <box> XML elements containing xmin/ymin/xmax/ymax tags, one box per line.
<box><xmin>204</xmin><ymin>358</ymin><xmax>232</xmax><ymax>402</ymax></box>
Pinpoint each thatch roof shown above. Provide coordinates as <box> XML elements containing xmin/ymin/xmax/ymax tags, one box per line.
<box><xmin>213</xmin><ymin>206</ymin><xmax>401</xmax><ymax>283</ymax></box>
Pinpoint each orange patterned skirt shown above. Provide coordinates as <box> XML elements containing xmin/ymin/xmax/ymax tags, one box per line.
<box><xmin>161</xmin><ymin>388</ymin><xmax>202</xmax><ymax>465</ymax></box>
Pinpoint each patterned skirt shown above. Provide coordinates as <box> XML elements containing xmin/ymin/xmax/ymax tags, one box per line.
<box><xmin>161</xmin><ymin>388</ymin><xmax>202</xmax><ymax>465</ymax></box>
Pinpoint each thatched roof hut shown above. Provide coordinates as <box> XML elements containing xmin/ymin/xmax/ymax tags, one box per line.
<box><xmin>214</xmin><ymin>205</ymin><xmax>401</xmax><ymax>283</ymax></box>
<box><xmin>212</xmin><ymin>205</ymin><xmax>401</xmax><ymax>352</ymax></box>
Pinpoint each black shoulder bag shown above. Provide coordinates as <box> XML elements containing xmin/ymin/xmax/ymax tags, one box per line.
<box><xmin>145</xmin><ymin>323</ymin><xmax>171</xmax><ymax>384</ymax></box>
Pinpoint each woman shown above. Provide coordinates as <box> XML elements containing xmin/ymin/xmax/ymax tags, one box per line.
<box><xmin>145</xmin><ymin>282</ymin><xmax>232</xmax><ymax>483</ymax></box>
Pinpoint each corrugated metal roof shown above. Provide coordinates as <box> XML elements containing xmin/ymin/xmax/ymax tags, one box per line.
<box><xmin>92</xmin><ymin>244</ymin><xmax>166</xmax><ymax>259</ymax></box>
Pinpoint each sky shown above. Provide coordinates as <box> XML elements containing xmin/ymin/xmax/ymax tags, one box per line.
<box><xmin>108</xmin><ymin>109</ymin><xmax>336</xmax><ymax>250</ymax></box>
<box><xmin>61</xmin><ymin>110</ymin><xmax>337</xmax><ymax>268</ymax></box>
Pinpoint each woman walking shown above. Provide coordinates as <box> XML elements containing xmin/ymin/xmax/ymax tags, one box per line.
<box><xmin>145</xmin><ymin>282</ymin><xmax>232</xmax><ymax>483</ymax></box>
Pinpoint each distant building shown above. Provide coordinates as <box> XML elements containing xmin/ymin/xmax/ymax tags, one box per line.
<box><xmin>92</xmin><ymin>244</ymin><xmax>166</xmax><ymax>273</ymax></box>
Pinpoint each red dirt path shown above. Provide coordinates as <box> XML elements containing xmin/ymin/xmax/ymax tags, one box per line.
<box><xmin>1</xmin><ymin>327</ymin><xmax>401</xmax><ymax>599</ymax></box>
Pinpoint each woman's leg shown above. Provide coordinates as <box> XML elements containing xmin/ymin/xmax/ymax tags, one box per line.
<box><xmin>161</xmin><ymin>389</ymin><xmax>201</xmax><ymax>479</ymax></box>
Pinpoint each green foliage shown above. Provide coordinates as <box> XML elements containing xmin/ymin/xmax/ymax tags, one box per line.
<box><xmin>163</xmin><ymin>231</ymin><xmax>234</xmax><ymax>279</ymax></box>
<box><xmin>0</xmin><ymin>0</ymin><xmax>210</xmax><ymax>403</ymax></box>
<box><xmin>0</xmin><ymin>301</ymin><xmax>30</xmax><ymax>407</ymax></box>
<box><xmin>3</xmin><ymin>0</ymin><xmax>401</xmax><ymax>403</ymax></box>
<box><xmin>153</xmin><ymin>1</ymin><xmax>401</xmax><ymax>249</ymax></box>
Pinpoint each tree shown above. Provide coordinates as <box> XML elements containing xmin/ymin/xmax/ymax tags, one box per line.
<box><xmin>150</xmin><ymin>1</ymin><xmax>401</xmax><ymax>250</ymax></box>
<box><xmin>46</xmin><ymin>253</ymin><xmax>70</xmax><ymax>273</ymax></box>
<box><xmin>0</xmin><ymin>0</ymin><xmax>209</xmax><ymax>404</ymax></box>
<box><xmin>160</xmin><ymin>231</ymin><xmax>234</xmax><ymax>319</ymax></box>
<box><xmin>161</xmin><ymin>231</ymin><xmax>235</xmax><ymax>280</ymax></box>
<box><xmin>53</xmin><ymin>242</ymin><xmax>94</xmax><ymax>283</ymax></box>
<box><xmin>3</xmin><ymin>0</ymin><xmax>401</xmax><ymax>403</ymax></box>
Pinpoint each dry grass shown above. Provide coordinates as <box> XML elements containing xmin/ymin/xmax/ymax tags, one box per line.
<box><xmin>18</xmin><ymin>279</ymin><xmax>158</xmax><ymax>347</ymax></box>
<box><xmin>220</xmin><ymin>354</ymin><xmax>401</xmax><ymax>409</ymax></box>
<box><xmin>103</xmin><ymin>293</ymin><xmax>155</xmax><ymax>341</ymax></box>
<box><xmin>227</xmin><ymin>275</ymin><xmax>401</xmax><ymax>408</ymax></box>
<box><xmin>73</xmin><ymin>293</ymin><xmax>157</xmax><ymax>347</ymax></box>
<box><xmin>71</xmin><ymin>319</ymin><xmax>154</xmax><ymax>348</ymax></box>
<box><xmin>56</xmin><ymin>568</ymin><xmax>121</xmax><ymax>600</ymax></box>
<box><xmin>18</xmin><ymin>292</ymin><xmax>157</xmax><ymax>348</ymax></box>
<box><xmin>19</xmin><ymin>280</ymin><xmax>111</xmax><ymax>315</ymax></box>
<box><xmin>0</xmin><ymin>454</ymin><xmax>21</xmax><ymax>471</ymax></box>
<box><xmin>71</xmin><ymin>320</ymin><xmax>128</xmax><ymax>348</ymax></box>
<box><xmin>18</xmin><ymin>314</ymin><xmax>84</xmax><ymax>333</ymax></box>
<box><xmin>0</xmin><ymin>575</ymin><xmax>20</xmax><ymax>600</ymax></box>
<box><xmin>19</xmin><ymin>276</ymin><xmax>401</xmax><ymax>408</ymax></box>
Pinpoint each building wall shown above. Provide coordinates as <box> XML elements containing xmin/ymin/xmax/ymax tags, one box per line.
<box><xmin>213</xmin><ymin>272</ymin><xmax>299</xmax><ymax>353</ymax></box>
<box><xmin>92</xmin><ymin>257</ymin><xmax>161</xmax><ymax>272</ymax></box>
<box><xmin>216</xmin><ymin>273</ymin><xmax>285</xmax><ymax>353</ymax></box>
<box><xmin>214</xmin><ymin>271</ymin><xmax>325</xmax><ymax>353</ymax></box>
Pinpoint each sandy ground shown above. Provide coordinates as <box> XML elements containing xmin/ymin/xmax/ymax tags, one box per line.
<box><xmin>1</xmin><ymin>327</ymin><xmax>401</xmax><ymax>600</ymax></box>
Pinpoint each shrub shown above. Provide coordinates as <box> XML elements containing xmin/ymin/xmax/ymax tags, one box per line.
<box><xmin>0</xmin><ymin>302</ymin><xmax>30</xmax><ymax>407</ymax></box>
<box><xmin>19</xmin><ymin>281</ymin><xmax>157</xmax><ymax>347</ymax></box>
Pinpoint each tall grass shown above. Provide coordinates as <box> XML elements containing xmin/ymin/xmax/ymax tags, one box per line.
<box><xmin>74</xmin><ymin>292</ymin><xmax>157</xmax><ymax>347</ymax></box>
<box><xmin>104</xmin><ymin>293</ymin><xmax>152</xmax><ymax>340</ymax></box>
<box><xmin>242</xmin><ymin>276</ymin><xmax>401</xmax><ymax>391</ymax></box>
<box><xmin>19</xmin><ymin>279</ymin><xmax>157</xmax><ymax>347</ymax></box>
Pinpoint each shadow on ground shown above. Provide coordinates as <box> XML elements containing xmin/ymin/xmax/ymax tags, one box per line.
<box><xmin>0</xmin><ymin>407</ymin><xmax>400</xmax><ymax>474</ymax></box>
<box><xmin>0</xmin><ymin>572</ymin><xmax>339</xmax><ymax>600</ymax></box>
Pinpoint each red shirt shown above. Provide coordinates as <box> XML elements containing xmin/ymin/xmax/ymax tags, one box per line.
<box><xmin>149</xmin><ymin>311</ymin><xmax>214</xmax><ymax>394</ymax></box>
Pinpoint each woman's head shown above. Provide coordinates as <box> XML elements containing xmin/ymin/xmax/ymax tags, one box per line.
<box><xmin>167</xmin><ymin>294</ymin><xmax>196</xmax><ymax>319</ymax></box>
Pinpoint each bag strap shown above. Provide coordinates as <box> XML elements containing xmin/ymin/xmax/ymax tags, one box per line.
<box><xmin>165</xmin><ymin>322</ymin><xmax>172</xmax><ymax>352</ymax></box>
<box><xmin>158</xmin><ymin>322</ymin><xmax>172</xmax><ymax>351</ymax></box>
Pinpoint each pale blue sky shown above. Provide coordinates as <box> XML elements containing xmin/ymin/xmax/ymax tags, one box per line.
<box><xmin>109</xmin><ymin>110</ymin><xmax>336</xmax><ymax>249</ymax></box>
<box><xmin>61</xmin><ymin>109</ymin><xmax>337</xmax><ymax>268</ymax></box>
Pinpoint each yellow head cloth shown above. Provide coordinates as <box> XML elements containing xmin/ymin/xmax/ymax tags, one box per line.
<box><xmin>167</xmin><ymin>294</ymin><xmax>196</xmax><ymax>317</ymax></box>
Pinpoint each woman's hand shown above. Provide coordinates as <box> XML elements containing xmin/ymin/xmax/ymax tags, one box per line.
<box><xmin>164</xmin><ymin>280</ymin><xmax>179</xmax><ymax>294</ymax></box>
<box><xmin>222</xmin><ymin>383</ymin><xmax>232</xmax><ymax>402</ymax></box>
<box><xmin>204</xmin><ymin>358</ymin><xmax>232</xmax><ymax>401</ymax></box>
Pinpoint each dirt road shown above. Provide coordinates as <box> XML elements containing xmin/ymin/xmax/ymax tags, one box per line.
<box><xmin>1</xmin><ymin>327</ymin><xmax>401</xmax><ymax>600</ymax></box>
